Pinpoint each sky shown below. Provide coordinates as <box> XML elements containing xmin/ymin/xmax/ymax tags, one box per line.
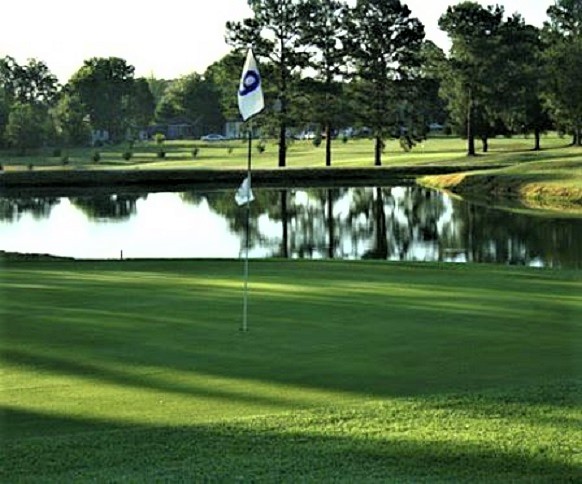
<box><xmin>0</xmin><ymin>0</ymin><xmax>554</xmax><ymax>84</ymax></box>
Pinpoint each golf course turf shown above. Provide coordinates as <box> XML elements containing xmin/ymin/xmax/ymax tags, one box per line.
<box><xmin>1</xmin><ymin>258</ymin><xmax>580</xmax><ymax>481</ymax></box>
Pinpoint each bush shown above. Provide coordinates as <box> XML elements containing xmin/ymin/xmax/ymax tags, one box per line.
<box><xmin>342</xmin><ymin>134</ymin><xmax>349</xmax><ymax>144</ymax></box>
<box><xmin>227</xmin><ymin>147</ymin><xmax>234</xmax><ymax>155</ymax></box>
<box><xmin>157</xmin><ymin>150</ymin><xmax>166</xmax><ymax>159</ymax></box>
<box><xmin>313</xmin><ymin>135</ymin><xmax>322</xmax><ymax>147</ymax></box>
<box><xmin>122</xmin><ymin>151</ymin><xmax>132</xmax><ymax>161</ymax></box>
<box><xmin>154</xmin><ymin>132</ymin><xmax>166</xmax><ymax>145</ymax></box>
<box><xmin>191</xmin><ymin>147</ymin><xmax>199</xmax><ymax>158</ymax></box>
<box><xmin>256</xmin><ymin>140</ymin><xmax>266</xmax><ymax>154</ymax></box>
<box><xmin>28</xmin><ymin>163</ymin><xmax>34</xmax><ymax>170</ymax></box>
<box><xmin>92</xmin><ymin>151</ymin><xmax>100</xmax><ymax>163</ymax></box>
<box><xmin>52</xmin><ymin>148</ymin><xmax>62</xmax><ymax>157</ymax></box>
<box><xmin>61</xmin><ymin>155</ymin><xmax>69</xmax><ymax>165</ymax></box>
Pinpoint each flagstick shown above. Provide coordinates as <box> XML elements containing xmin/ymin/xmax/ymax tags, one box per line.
<box><xmin>241</xmin><ymin>121</ymin><xmax>252</xmax><ymax>332</ymax></box>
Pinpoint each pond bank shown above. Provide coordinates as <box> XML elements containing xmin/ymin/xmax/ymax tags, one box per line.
<box><xmin>0</xmin><ymin>165</ymin><xmax>499</xmax><ymax>195</ymax></box>
<box><xmin>418</xmin><ymin>156</ymin><xmax>582</xmax><ymax>215</ymax></box>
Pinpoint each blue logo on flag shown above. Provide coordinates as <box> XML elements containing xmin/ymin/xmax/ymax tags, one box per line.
<box><xmin>239</xmin><ymin>70</ymin><xmax>260</xmax><ymax>96</ymax></box>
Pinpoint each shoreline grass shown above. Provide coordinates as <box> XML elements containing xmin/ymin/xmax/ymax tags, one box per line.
<box><xmin>1</xmin><ymin>135</ymin><xmax>580</xmax><ymax>214</ymax></box>
<box><xmin>1</xmin><ymin>258</ymin><xmax>580</xmax><ymax>480</ymax></box>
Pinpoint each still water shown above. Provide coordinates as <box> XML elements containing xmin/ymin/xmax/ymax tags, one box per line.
<box><xmin>1</xmin><ymin>186</ymin><xmax>581</xmax><ymax>268</ymax></box>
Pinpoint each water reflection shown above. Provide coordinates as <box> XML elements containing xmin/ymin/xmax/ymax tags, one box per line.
<box><xmin>1</xmin><ymin>186</ymin><xmax>581</xmax><ymax>268</ymax></box>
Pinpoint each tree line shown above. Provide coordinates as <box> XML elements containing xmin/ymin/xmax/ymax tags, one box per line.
<box><xmin>0</xmin><ymin>0</ymin><xmax>580</xmax><ymax>166</ymax></box>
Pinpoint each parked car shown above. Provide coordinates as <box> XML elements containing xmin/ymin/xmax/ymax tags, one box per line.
<box><xmin>200</xmin><ymin>134</ymin><xmax>226</xmax><ymax>141</ymax></box>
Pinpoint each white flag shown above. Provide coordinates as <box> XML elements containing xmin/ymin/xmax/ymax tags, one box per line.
<box><xmin>238</xmin><ymin>49</ymin><xmax>264</xmax><ymax>121</ymax></box>
<box><xmin>235</xmin><ymin>177</ymin><xmax>255</xmax><ymax>206</ymax></box>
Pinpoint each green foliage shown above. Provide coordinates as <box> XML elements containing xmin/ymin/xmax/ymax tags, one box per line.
<box><xmin>256</xmin><ymin>139</ymin><xmax>266</xmax><ymax>153</ymax></box>
<box><xmin>67</xmin><ymin>57</ymin><xmax>135</xmax><ymax>142</ymax></box>
<box><xmin>5</xmin><ymin>102</ymin><xmax>46</xmax><ymax>154</ymax></box>
<box><xmin>154</xmin><ymin>132</ymin><xmax>165</xmax><ymax>145</ymax></box>
<box><xmin>191</xmin><ymin>146</ymin><xmax>200</xmax><ymax>158</ymax></box>
<box><xmin>226</xmin><ymin>0</ymin><xmax>311</xmax><ymax>167</ymax></box>
<box><xmin>52</xmin><ymin>148</ymin><xmax>62</xmax><ymax>157</ymax></box>
<box><xmin>543</xmin><ymin>0</ymin><xmax>582</xmax><ymax>145</ymax></box>
<box><xmin>52</xmin><ymin>92</ymin><xmax>91</xmax><ymax>147</ymax></box>
<box><xmin>348</xmin><ymin>0</ymin><xmax>425</xmax><ymax>166</ymax></box>
<box><xmin>122</xmin><ymin>150</ymin><xmax>132</xmax><ymax>161</ymax></box>
<box><xmin>92</xmin><ymin>150</ymin><xmax>100</xmax><ymax>163</ymax></box>
<box><xmin>155</xmin><ymin>73</ymin><xmax>224</xmax><ymax>134</ymax></box>
<box><xmin>312</xmin><ymin>133</ymin><xmax>322</xmax><ymax>147</ymax></box>
<box><xmin>156</xmin><ymin>149</ymin><xmax>165</xmax><ymax>158</ymax></box>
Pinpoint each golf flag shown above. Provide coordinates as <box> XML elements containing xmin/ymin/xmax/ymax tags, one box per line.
<box><xmin>238</xmin><ymin>49</ymin><xmax>264</xmax><ymax>121</ymax></box>
<box><xmin>235</xmin><ymin>176</ymin><xmax>255</xmax><ymax>206</ymax></box>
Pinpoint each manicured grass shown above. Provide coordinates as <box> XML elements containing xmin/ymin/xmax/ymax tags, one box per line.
<box><xmin>0</xmin><ymin>134</ymin><xmax>572</xmax><ymax>170</ymax></box>
<box><xmin>420</xmin><ymin>144</ymin><xmax>582</xmax><ymax>210</ymax></box>
<box><xmin>1</xmin><ymin>259</ymin><xmax>580</xmax><ymax>480</ymax></box>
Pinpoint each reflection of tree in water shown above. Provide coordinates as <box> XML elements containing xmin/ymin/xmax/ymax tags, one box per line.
<box><xmin>69</xmin><ymin>194</ymin><xmax>145</xmax><ymax>221</ymax></box>
<box><xmin>455</xmin><ymin>201</ymin><xmax>582</xmax><ymax>268</ymax></box>
<box><xmin>169</xmin><ymin>187</ymin><xmax>582</xmax><ymax>267</ymax></box>
<box><xmin>0</xmin><ymin>197</ymin><xmax>59</xmax><ymax>222</ymax></box>
<box><xmin>181</xmin><ymin>189</ymin><xmax>285</xmax><ymax>256</ymax></box>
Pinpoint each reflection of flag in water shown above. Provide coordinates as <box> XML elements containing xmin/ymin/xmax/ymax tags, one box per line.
<box><xmin>235</xmin><ymin>176</ymin><xmax>255</xmax><ymax>206</ymax></box>
<box><xmin>238</xmin><ymin>49</ymin><xmax>264</xmax><ymax>121</ymax></box>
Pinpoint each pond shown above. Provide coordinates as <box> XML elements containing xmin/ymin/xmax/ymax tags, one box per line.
<box><xmin>1</xmin><ymin>186</ymin><xmax>581</xmax><ymax>268</ymax></box>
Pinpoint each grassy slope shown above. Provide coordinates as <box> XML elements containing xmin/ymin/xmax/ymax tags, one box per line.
<box><xmin>1</xmin><ymin>259</ymin><xmax>581</xmax><ymax>481</ymax></box>
<box><xmin>420</xmin><ymin>144</ymin><xmax>582</xmax><ymax>210</ymax></box>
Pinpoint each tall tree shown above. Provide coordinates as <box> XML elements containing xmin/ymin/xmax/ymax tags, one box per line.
<box><xmin>226</xmin><ymin>0</ymin><xmax>310</xmax><ymax>167</ymax></box>
<box><xmin>298</xmin><ymin>0</ymin><xmax>350</xmax><ymax>166</ymax></box>
<box><xmin>5</xmin><ymin>102</ymin><xmax>46</xmax><ymax>154</ymax></box>
<box><xmin>126</xmin><ymin>77</ymin><xmax>155</xmax><ymax>130</ymax></box>
<box><xmin>205</xmin><ymin>51</ymin><xmax>247</xmax><ymax>123</ymax></box>
<box><xmin>497</xmin><ymin>16</ymin><xmax>550</xmax><ymax>150</ymax></box>
<box><xmin>347</xmin><ymin>0</ymin><xmax>425</xmax><ymax>166</ymax></box>
<box><xmin>438</xmin><ymin>2</ymin><xmax>504</xmax><ymax>155</ymax></box>
<box><xmin>156</xmin><ymin>73</ymin><xmax>224</xmax><ymax>135</ymax></box>
<box><xmin>1</xmin><ymin>57</ymin><xmax>59</xmax><ymax>150</ymax></box>
<box><xmin>67</xmin><ymin>57</ymin><xmax>135</xmax><ymax>142</ymax></box>
<box><xmin>52</xmin><ymin>92</ymin><xmax>91</xmax><ymax>146</ymax></box>
<box><xmin>543</xmin><ymin>0</ymin><xmax>582</xmax><ymax>145</ymax></box>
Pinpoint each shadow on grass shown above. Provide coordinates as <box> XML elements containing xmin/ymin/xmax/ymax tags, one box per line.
<box><xmin>2</xmin><ymin>260</ymin><xmax>580</xmax><ymax>402</ymax></box>
<box><xmin>2</xmin><ymin>401</ymin><xmax>580</xmax><ymax>482</ymax></box>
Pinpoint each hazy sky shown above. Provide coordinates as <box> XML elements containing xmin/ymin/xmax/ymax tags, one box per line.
<box><xmin>0</xmin><ymin>0</ymin><xmax>553</xmax><ymax>84</ymax></box>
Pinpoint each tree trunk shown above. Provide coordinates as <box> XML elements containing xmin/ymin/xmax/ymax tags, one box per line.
<box><xmin>481</xmin><ymin>136</ymin><xmax>488</xmax><ymax>153</ymax></box>
<box><xmin>534</xmin><ymin>127</ymin><xmax>541</xmax><ymax>151</ymax></box>
<box><xmin>575</xmin><ymin>126</ymin><xmax>582</xmax><ymax>146</ymax></box>
<box><xmin>374</xmin><ymin>136</ymin><xmax>382</xmax><ymax>166</ymax></box>
<box><xmin>278</xmin><ymin>124</ymin><xmax>286</xmax><ymax>167</ymax></box>
<box><xmin>327</xmin><ymin>189</ymin><xmax>334</xmax><ymax>259</ymax></box>
<box><xmin>467</xmin><ymin>97</ymin><xmax>476</xmax><ymax>156</ymax></box>
<box><xmin>325</xmin><ymin>124</ymin><xmax>332</xmax><ymax>167</ymax></box>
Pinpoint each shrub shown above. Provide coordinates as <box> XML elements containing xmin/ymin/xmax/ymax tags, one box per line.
<box><xmin>342</xmin><ymin>134</ymin><xmax>349</xmax><ymax>144</ymax></box>
<box><xmin>28</xmin><ymin>163</ymin><xmax>34</xmax><ymax>170</ymax></box>
<box><xmin>313</xmin><ymin>134</ymin><xmax>322</xmax><ymax>147</ymax></box>
<box><xmin>154</xmin><ymin>132</ymin><xmax>166</xmax><ymax>145</ymax></box>
<box><xmin>191</xmin><ymin>147</ymin><xmax>199</xmax><ymax>158</ymax></box>
<box><xmin>122</xmin><ymin>151</ymin><xmax>132</xmax><ymax>161</ymax></box>
<box><xmin>256</xmin><ymin>140</ymin><xmax>266</xmax><ymax>154</ymax></box>
<box><xmin>92</xmin><ymin>151</ymin><xmax>101</xmax><ymax>163</ymax></box>
<box><xmin>52</xmin><ymin>148</ymin><xmax>62</xmax><ymax>157</ymax></box>
<box><xmin>157</xmin><ymin>150</ymin><xmax>166</xmax><ymax>159</ymax></box>
<box><xmin>61</xmin><ymin>155</ymin><xmax>69</xmax><ymax>165</ymax></box>
<box><xmin>227</xmin><ymin>147</ymin><xmax>234</xmax><ymax>155</ymax></box>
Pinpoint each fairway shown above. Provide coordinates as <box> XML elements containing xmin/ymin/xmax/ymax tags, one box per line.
<box><xmin>1</xmin><ymin>259</ymin><xmax>581</xmax><ymax>480</ymax></box>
